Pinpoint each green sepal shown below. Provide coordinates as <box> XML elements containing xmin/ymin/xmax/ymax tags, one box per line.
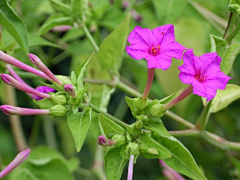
<box><xmin>144</xmin><ymin>121</ymin><xmax>171</xmax><ymax>137</ymax></box>
<box><xmin>49</xmin><ymin>105</ymin><xmax>67</xmax><ymax>117</ymax></box>
<box><xmin>138</xmin><ymin>132</ymin><xmax>171</xmax><ymax>159</ymax></box>
<box><xmin>125</xmin><ymin>96</ymin><xmax>138</xmax><ymax>118</ymax></box>
<box><xmin>75</xmin><ymin>82</ymin><xmax>89</xmax><ymax>105</ymax></box>
<box><xmin>98</xmin><ymin>113</ymin><xmax>125</xmax><ymax>139</ymax></box>
<box><xmin>33</xmin><ymin>98</ymin><xmax>54</xmax><ymax>109</ymax></box>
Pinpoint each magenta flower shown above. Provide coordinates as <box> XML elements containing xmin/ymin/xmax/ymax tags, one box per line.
<box><xmin>178</xmin><ymin>49</ymin><xmax>232</xmax><ymax>101</ymax></box>
<box><xmin>64</xmin><ymin>84</ymin><xmax>75</xmax><ymax>97</ymax></box>
<box><xmin>0</xmin><ymin>148</ymin><xmax>30</xmax><ymax>179</ymax></box>
<box><xmin>32</xmin><ymin>86</ymin><xmax>55</xmax><ymax>101</ymax></box>
<box><xmin>97</xmin><ymin>135</ymin><xmax>116</xmax><ymax>146</ymax></box>
<box><xmin>126</xmin><ymin>25</ymin><xmax>186</xmax><ymax>70</ymax></box>
<box><xmin>0</xmin><ymin>105</ymin><xmax>50</xmax><ymax>115</ymax></box>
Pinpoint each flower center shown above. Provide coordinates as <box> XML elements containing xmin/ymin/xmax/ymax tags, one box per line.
<box><xmin>195</xmin><ymin>74</ymin><xmax>205</xmax><ymax>83</ymax></box>
<box><xmin>149</xmin><ymin>45</ymin><xmax>160</xmax><ymax>56</ymax></box>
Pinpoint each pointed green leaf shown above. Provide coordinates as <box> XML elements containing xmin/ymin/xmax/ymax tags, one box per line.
<box><xmin>153</xmin><ymin>0</ymin><xmax>187</xmax><ymax>24</ymax></box>
<box><xmin>98</xmin><ymin>12</ymin><xmax>131</xmax><ymax>73</ymax></box>
<box><xmin>221</xmin><ymin>43</ymin><xmax>240</xmax><ymax>75</ymax></box>
<box><xmin>33</xmin><ymin>98</ymin><xmax>54</xmax><ymax>109</ymax></box>
<box><xmin>37</xmin><ymin>14</ymin><xmax>74</xmax><ymax>35</ymax></box>
<box><xmin>125</xmin><ymin>96</ymin><xmax>137</xmax><ymax>118</ymax></box>
<box><xmin>210</xmin><ymin>84</ymin><xmax>240</xmax><ymax>113</ymax></box>
<box><xmin>153</xmin><ymin>134</ymin><xmax>207</xmax><ymax>180</ymax></box>
<box><xmin>98</xmin><ymin>113</ymin><xmax>125</xmax><ymax>138</ymax></box>
<box><xmin>49</xmin><ymin>0</ymin><xmax>72</xmax><ymax>16</ymax></box>
<box><xmin>75</xmin><ymin>53</ymin><xmax>93</xmax><ymax>89</ymax></box>
<box><xmin>71</xmin><ymin>0</ymin><xmax>88</xmax><ymax>19</ymax></box>
<box><xmin>210</xmin><ymin>34</ymin><xmax>228</xmax><ymax>57</ymax></box>
<box><xmin>139</xmin><ymin>132</ymin><xmax>171</xmax><ymax>159</ymax></box>
<box><xmin>0</xmin><ymin>0</ymin><xmax>28</xmax><ymax>54</ymax></box>
<box><xmin>144</xmin><ymin>121</ymin><xmax>170</xmax><ymax>137</ymax></box>
<box><xmin>67</xmin><ymin>107</ymin><xmax>92</xmax><ymax>152</ymax></box>
<box><xmin>104</xmin><ymin>147</ymin><xmax>128</xmax><ymax>180</ymax></box>
<box><xmin>158</xmin><ymin>88</ymin><xmax>183</xmax><ymax>104</ymax></box>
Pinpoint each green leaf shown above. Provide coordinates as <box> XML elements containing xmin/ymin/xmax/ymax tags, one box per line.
<box><xmin>0</xmin><ymin>0</ymin><xmax>28</xmax><ymax>54</ymax></box>
<box><xmin>37</xmin><ymin>14</ymin><xmax>74</xmax><ymax>35</ymax></box>
<box><xmin>71</xmin><ymin>0</ymin><xmax>88</xmax><ymax>19</ymax></box>
<box><xmin>210</xmin><ymin>84</ymin><xmax>240</xmax><ymax>113</ymax></box>
<box><xmin>139</xmin><ymin>132</ymin><xmax>171</xmax><ymax>159</ymax></box>
<box><xmin>153</xmin><ymin>134</ymin><xmax>207</xmax><ymax>180</ymax></box>
<box><xmin>229</xmin><ymin>0</ymin><xmax>240</xmax><ymax>13</ymax></box>
<box><xmin>67</xmin><ymin>107</ymin><xmax>92</xmax><ymax>152</ymax></box>
<box><xmin>152</xmin><ymin>0</ymin><xmax>188</xmax><ymax>24</ymax></box>
<box><xmin>9</xmin><ymin>146</ymin><xmax>74</xmax><ymax>180</ymax></box>
<box><xmin>98</xmin><ymin>113</ymin><xmax>125</xmax><ymax>139</ymax></box>
<box><xmin>144</xmin><ymin>121</ymin><xmax>170</xmax><ymax>137</ymax></box>
<box><xmin>210</xmin><ymin>34</ymin><xmax>228</xmax><ymax>57</ymax></box>
<box><xmin>33</xmin><ymin>98</ymin><xmax>55</xmax><ymax>109</ymax></box>
<box><xmin>75</xmin><ymin>53</ymin><xmax>93</xmax><ymax>89</ymax></box>
<box><xmin>49</xmin><ymin>0</ymin><xmax>72</xmax><ymax>16</ymax></box>
<box><xmin>98</xmin><ymin>12</ymin><xmax>131</xmax><ymax>73</ymax></box>
<box><xmin>125</xmin><ymin>96</ymin><xmax>137</xmax><ymax>118</ymax></box>
<box><xmin>104</xmin><ymin>147</ymin><xmax>128</xmax><ymax>180</ymax></box>
<box><xmin>158</xmin><ymin>88</ymin><xmax>183</xmax><ymax>104</ymax></box>
<box><xmin>221</xmin><ymin>43</ymin><xmax>240</xmax><ymax>75</ymax></box>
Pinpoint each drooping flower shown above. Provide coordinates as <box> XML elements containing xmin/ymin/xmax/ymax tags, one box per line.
<box><xmin>0</xmin><ymin>148</ymin><xmax>31</xmax><ymax>179</ymax></box>
<box><xmin>32</xmin><ymin>86</ymin><xmax>55</xmax><ymax>101</ymax></box>
<box><xmin>126</xmin><ymin>25</ymin><xmax>186</xmax><ymax>70</ymax></box>
<box><xmin>178</xmin><ymin>49</ymin><xmax>232</xmax><ymax>101</ymax></box>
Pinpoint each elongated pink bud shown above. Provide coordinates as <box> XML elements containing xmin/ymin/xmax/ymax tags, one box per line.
<box><xmin>28</xmin><ymin>54</ymin><xmax>62</xmax><ymax>85</ymax></box>
<box><xmin>97</xmin><ymin>135</ymin><xmax>116</xmax><ymax>146</ymax></box>
<box><xmin>0</xmin><ymin>148</ymin><xmax>31</xmax><ymax>178</ymax></box>
<box><xmin>51</xmin><ymin>25</ymin><xmax>72</xmax><ymax>32</ymax></box>
<box><xmin>0</xmin><ymin>105</ymin><xmax>50</xmax><ymax>116</ymax></box>
<box><xmin>1</xmin><ymin>74</ymin><xmax>50</xmax><ymax>99</ymax></box>
<box><xmin>0</xmin><ymin>50</ymin><xmax>50</xmax><ymax>80</ymax></box>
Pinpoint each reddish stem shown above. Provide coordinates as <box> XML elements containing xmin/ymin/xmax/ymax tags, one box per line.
<box><xmin>142</xmin><ymin>68</ymin><xmax>155</xmax><ymax>99</ymax></box>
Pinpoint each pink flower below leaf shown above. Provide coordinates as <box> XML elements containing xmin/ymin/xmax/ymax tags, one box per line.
<box><xmin>32</xmin><ymin>86</ymin><xmax>55</xmax><ymax>101</ymax></box>
<box><xmin>178</xmin><ymin>49</ymin><xmax>232</xmax><ymax>101</ymax></box>
<box><xmin>126</xmin><ymin>25</ymin><xmax>186</xmax><ymax>70</ymax></box>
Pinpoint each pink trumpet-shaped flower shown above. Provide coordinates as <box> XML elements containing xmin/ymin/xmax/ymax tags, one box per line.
<box><xmin>178</xmin><ymin>49</ymin><xmax>232</xmax><ymax>101</ymax></box>
<box><xmin>97</xmin><ymin>135</ymin><xmax>116</xmax><ymax>146</ymax></box>
<box><xmin>0</xmin><ymin>50</ymin><xmax>51</xmax><ymax>80</ymax></box>
<box><xmin>32</xmin><ymin>86</ymin><xmax>55</xmax><ymax>101</ymax></box>
<box><xmin>28</xmin><ymin>54</ymin><xmax>62</xmax><ymax>85</ymax></box>
<box><xmin>126</xmin><ymin>25</ymin><xmax>186</xmax><ymax>70</ymax></box>
<box><xmin>0</xmin><ymin>105</ymin><xmax>50</xmax><ymax>115</ymax></box>
<box><xmin>0</xmin><ymin>74</ymin><xmax>50</xmax><ymax>99</ymax></box>
<box><xmin>159</xmin><ymin>160</ymin><xmax>185</xmax><ymax>180</ymax></box>
<box><xmin>0</xmin><ymin>148</ymin><xmax>31</xmax><ymax>179</ymax></box>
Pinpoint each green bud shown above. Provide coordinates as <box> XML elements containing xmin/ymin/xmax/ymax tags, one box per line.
<box><xmin>111</xmin><ymin>134</ymin><xmax>126</xmax><ymax>146</ymax></box>
<box><xmin>134</xmin><ymin>97</ymin><xmax>148</xmax><ymax>111</ymax></box>
<box><xmin>50</xmin><ymin>93</ymin><xmax>67</xmax><ymax>105</ymax></box>
<box><xmin>55</xmin><ymin>75</ymin><xmax>72</xmax><ymax>84</ymax></box>
<box><xmin>136</xmin><ymin>114</ymin><xmax>148</xmax><ymax>122</ymax></box>
<box><xmin>126</xmin><ymin>132</ymin><xmax>132</xmax><ymax>141</ymax></box>
<box><xmin>135</xmin><ymin>120</ymin><xmax>143</xmax><ymax>129</ymax></box>
<box><xmin>150</xmin><ymin>103</ymin><xmax>166</xmax><ymax>118</ymax></box>
<box><xmin>125</xmin><ymin>142</ymin><xmax>139</xmax><ymax>156</ymax></box>
<box><xmin>147</xmin><ymin>148</ymin><xmax>159</xmax><ymax>156</ymax></box>
<box><xmin>49</xmin><ymin>105</ymin><xmax>67</xmax><ymax>116</ymax></box>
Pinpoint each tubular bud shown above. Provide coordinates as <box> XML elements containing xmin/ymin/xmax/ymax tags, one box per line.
<box><xmin>49</xmin><ymin>105</ymin><xmax>67</xmax><ymax>117</ymax></box>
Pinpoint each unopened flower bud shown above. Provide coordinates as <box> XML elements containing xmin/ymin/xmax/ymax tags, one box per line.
<box><xmin>136</xmin><ymin>114</ymin><xmax>148</xmax><ymax>121</ymax></box>
<box><xmin>111</xmin><ymin>134</ymin><xmax>126</xmax><ymax>146</ymax></box>
<box><xmin>64</xmin><ymin>84</ymin><xmax>76</xmax><ymax>97</ymax></box>
<box><xmin>97</xmin><ymin>135</ymin><xmax>116</xmax><ymax>146</ymax></box>
<box><xmin>50</xmin><ymin>93</ymin><xmax>67</xmax><ymax>105</ymax></box>
<box><xmin>147</xmin><ymin>148</ymin><xmax>159</xmax><ymax>156</ymax></box>
<box><xmin>0</xmin><ymin>148</ymin><xmax>31</xmax><ymax>179</ymax></box>
<box><xmin>134</xmin><ymin>97</ymin><xmax>148</xmax><ymax>111</ymax></box>
<box><xmin>150</xmin><ymin>103</ymin><xmax>166</xmax><ymax>118</ymax></box>
<box><xmin>135</xmin><ymin>120</ymin><xmax>143</xmax><ymax>129</ymax></box>
<box><xmin>125</xmin><ymin>142</ymin><xmax>139</xmax><ymax>156</ymax></box>
<box><xmin>49</xmin><ymin>105</ymin><xmax>67</xmax><ymax>116</ymax></box>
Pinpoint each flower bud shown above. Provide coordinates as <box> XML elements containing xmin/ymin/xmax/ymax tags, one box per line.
<box><xmin>97</xmin><ymin>135</ymin><xmax>115</xmax><ymax>146</ymax></box>
<box><xmin>125</xmin><ymin>142</ymin><xmax>139</xmax><ymax>156</ymax></box>
<box><xmin>64</xmin><ymin>84</ymin><xmax>76</xmax><ymax>97</ymax></box>
<box><xmin>50</xmin><ymin>93</ymin><xmax>67</xmax><ymax>105</ymax></box>
<box><xmin>135</xmin><ymin>120</ymin><xmax>143</xmax><ymax>129</ymax></box>
<box><xmin>134</xmin><ymin>97</ymin><xmax>148</xmax><ymax>111</ymax></box>
<box><xmin>111</xmin><ymin>134</ymin><xmax>126</xmax><ymax>146</ymax></box>
<box><xmin>136</xmin><ymin>114</ymin><xmax>148</xmax><ymax>122</ymax></box>
<box><xmin>150</xmin><ymin>103</ymin><xmax>166</xmax><ymax>118</ymax></box>
<box><xmin>146</xmin><ymin>148</ymin><xmax>159</xmax><ymax>156</ymax></box>
<box><xmin>49</xmin><ymin>105</ymin><xmax>67</xmax><ymax>116</ymax></box>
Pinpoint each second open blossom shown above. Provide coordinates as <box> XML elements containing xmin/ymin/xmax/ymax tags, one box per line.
<box><xmin>178</xmin><ymin>49</ymin><xmax>232</xmax><ymax>101</ymax></box>
<box><xmin>126</xmin><ymin>25</ymin><xmax>186</xmax><ymax>70</ymax></box>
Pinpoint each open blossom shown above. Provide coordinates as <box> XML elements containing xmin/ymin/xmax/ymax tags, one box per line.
<box><xmin>178</xmin><ymin>49</ymin><xmax>232</xmax><ymax>101</ymax></box>
<box><xmin>32</xmin><ymin>86</ymin><xmax>55</xmax><ymax>101</ymax></box>
<box><xmin>126</xmin><ymin>25</ymin><xmax>186</xmax><ymax>70</ymax></box>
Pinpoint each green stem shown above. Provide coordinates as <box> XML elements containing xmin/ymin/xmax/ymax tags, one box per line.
<box><xmin>195</xmin><ymin>101</ymin><xmax>212</xmax><ymax>131</ymax></box>
<box><xmin>223</xmin><ymin>12</ymin><xmax>235</xmax><ymax>39</ymax></box>
<box><xmin>92</xmin><ymin>145</ymin><xmax>107</xmax><ymax>180</ymax></box>
<box><xmin>43</xmin><ymin>116</ymin><xmax>58</xmax><ymax>150</ymax></box>
<box><xmin>169</xmin><ymin>129</ymin><xmax>199</xmax><ymax>137</ymax></box>
<box><xmin>226</xmin><ymin>15</ymin><xmax>240</xmax><ymax>44</ymax></box>
<box><xmin>76</xmin><ymin>168</ymin><xmax>91</xmax><ymax>177</ymax></box>
<box><xmin>165</xmin><ymin>110</ymin><xmax>194</xmax><ymax>128</ymax></box>
<box><xmin>116</xmin><ymin>81</ymin><xmax>142</xmax><ymax>97</ymax></box>
<box><xmin>89</xmin><ymin>103</ymin><xmax>129</xmax><ymax>129</ymax></box>
<box><xmin>82</xmin><ymin>24</ymin><xmax>99</xmax><ymax>52</ymax></box>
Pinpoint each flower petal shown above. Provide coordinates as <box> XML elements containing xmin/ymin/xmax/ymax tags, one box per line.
<box><xmin>128</xmin><ymin>26</ymin><xmax>153</xmax><ymax>47</ymax></box>
<box><xmin>161</xmin><ymin>42</ymin><xmax>186</xmax><ymax>59</ymax></box>
<box><xmin>147</xmin><ymin>53</ymin><xmax>172</xmax><ymax>70</ymax></box>
<box><xmin>126</xmin><ymin>45</ymin><xmax>149</xmax><ymax>59</ymax></box>
<box><xmin>179</xmin><ymin>72</ymin><xmax>195</xmax><ymax>84</ymax></box>
<box><xmin>153</xmin><ymin>24</ymin><xmax>175</xmax><ymax>47</ymax></box>
<box><xmin>192</xmin><ymin>81</ymin><xmax>208</xmax><ymax>99</ymax></box>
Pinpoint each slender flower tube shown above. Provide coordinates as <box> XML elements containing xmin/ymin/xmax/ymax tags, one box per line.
<box><xmin>0</xmin><ymin>105</ymin><xmax>50</xmax><ymax>116</ymax></box>
<box><xmin>1</xmin><ymin>74</ymin><xmax>50</xmax><ymax>99</ymax></box>
<box><xmin>97</xmin><ymin>135</ymin><xmax>116</xmax><ymax>146</ymax></box>
<box><xmin>0</xmin><ymin>50</ymin><xmax>51</xmax><ymax>80</ymax></box>
<box><xmin>142</xmin><ymin>68</ymin><xmax>155</xmax><ymax>99</ymax></box>
<box><xmin>64</xmin><ymin>84</ymin><xmax>76</xmax><ymax>97</ymax></box>
<box><xmin>127</xmin><ymin>154</ymin><xmax>134</xmax><ymax>180</ymax></box>
<box><xmin>0</xmin><ymin>148</ymin><xmax>31</xmax><ymax>179</ymax></box>
<box><xmin>51</xmin><ymin>25</ymin><xmax>72</xmax><ymax>32</ymax></box>
<box><xmin>159</xmin><ymin>160</ymin><xmax>185</xmax><ymax>180</ymax></box>
<box><xmin>28</xmin><ymin>54</ymin><xmax>62</xmax><ymax>85</ymax></box>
